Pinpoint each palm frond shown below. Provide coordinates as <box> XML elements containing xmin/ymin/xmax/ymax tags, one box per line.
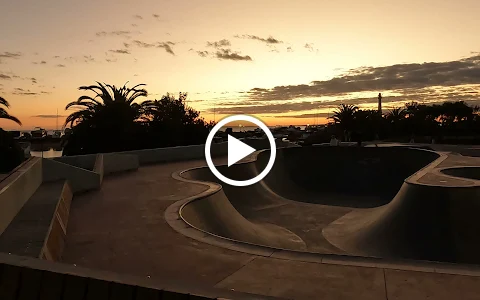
<box><xmin>0</xmin><ymin>107</ymin><xmax>22</xmax><ymax>125</ymax></box>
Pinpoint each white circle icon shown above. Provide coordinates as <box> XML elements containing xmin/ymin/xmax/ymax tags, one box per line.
<box><xmin>204</xmin><ymin>115</ymin><xmax>277</xmax><ymax>187</ymax></box>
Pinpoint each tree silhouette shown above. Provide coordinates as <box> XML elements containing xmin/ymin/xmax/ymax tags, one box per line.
<box><xmin>142</xmin><ymin>92</ymin><xmax>214</xmax><ymax>147</ymax></box>
<box><xmin>0</xmin><ymin>97</ymin><xmax>22</xmax><ymax>125</ymax></box>
<box><xmin>64</xmin><ymin>82</ymin><xmax>148</xmax><ymax>127</ymax></box>
<box><xmin>385</xmin><ymin>107</ymin><xmax>406</xmax><ymax>123</ymax></box>
<box><xmin>62</xmin><ymin>83</ymin><xmax>214</xmax><ymax>155</ymax></box>
<box><xmin>63</xmin><ymin>82</ymin><xmax>150</xmax><ymax>155</ymax></box>
<box><xmin>330</xmin><ymin>104</ymin><xmax>358</xmax><ymax>131</ymax></box>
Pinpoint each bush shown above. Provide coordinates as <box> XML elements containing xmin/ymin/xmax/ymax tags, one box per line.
<box><xmin>0</xmin><ymin>129</ymin><xmax>25</xmax><ymax>173</ymax></box>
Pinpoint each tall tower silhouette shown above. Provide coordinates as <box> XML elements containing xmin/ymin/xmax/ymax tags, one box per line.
<box><xmin>378</xmin><ymin>93</ymin><xmax>382</xmax><ymax>115</ymax></box>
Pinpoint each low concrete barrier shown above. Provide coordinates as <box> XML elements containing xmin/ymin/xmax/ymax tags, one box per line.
<box><xmin>53</xmin><ymin>154</ymin><xmax>96</xmax><ymax>170</ymax></box>
<box><xmin>93</xmin><ymin>154</ymin><xmax>104</xmax><ymax>184</ymax></box>
<box><xmin>0</xmin><ymin>157</ymin><xmax>42</xmax><ymax>235</ymax></box>
<box><xmin>119</xmin><ymin>143</ymin><xmax>228</xmax><ymax>165</ymax></box>
<box><xmin>48</xmin><ymin>139</ymin><xmax>293</xmax><ymax>175</ymax></box>
<box><xmin>42</xmin><ymin>159</ymin><xmax>101</xmax><ymax>193</ymax></box>
<box><xmin>0</xmin><ymin>253</ymin><xmax>277</xmax><ymax>300</ymax></box>
<box><xmin>102</xmin><ymin>153</ymin><xmax>139</xmax><ymax>174</ymax></box>
<box><xmin>41</xmin><ymin>181</ymin><xmax>73</xmax><ymax>261</ymax></box>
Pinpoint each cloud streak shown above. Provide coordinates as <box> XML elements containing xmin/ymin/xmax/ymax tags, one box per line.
<box><xmin>196</xmin><ymin>48</ymin><xmax>252</xmax><ymax>61</ymax></box>
<box><xmin>207</xmin><ymin>39</ymin><xmax>231</xmax><ymax>48</ymax></box>
<box><xmin>109</xmin><ymin>49</ymin><xmax>130</xmax><ymax>54</ymax></box>
<box><xmin>132</xmin><ymin>40</ymin><xmax>175</xmax><ymax>55</ymax></box>
<box><xmin>245</xmin><ymin>54</ymin><xmax>480</xmax><ymax>102</ymax></box>
<box><xmin>96</xmin><ymin>31</ymin><xmax>131</xmax><ymax>37</ymax></box>
<box><xmin>32</xmin><ymin>114</ymin><xmax>65</xmax><ymax>118</ymax></box>
<box><xmin>12</xmin><ymin>87</ymin><xmax>38</xmax><ymax>96</ymax></box>
<box><xmin>0</xmin><ymin>52</ymin><xmax>22</xmax><ymax>59</ymax></box>
<box><xmin>234</xmin><ymin>34</ymin><xmax>282</xmax><ymax>44</ymax></box>
<box><xmin>216</xmin><ymin>49</ymin><xmax>252</xmax><ymax>61</ymax></box>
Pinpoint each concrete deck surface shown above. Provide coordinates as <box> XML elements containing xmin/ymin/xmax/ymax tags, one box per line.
<box><xmin>62</xmin><ymin>151</ymin><xmax>480</xmax><ymax>300</ymax></box>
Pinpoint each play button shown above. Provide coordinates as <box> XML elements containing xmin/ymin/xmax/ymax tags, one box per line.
<box><xmin>228</xmin><ymin>135</ymin><xmax>256</xmax><ymax>167</ymax></box>
<box><xmin>204</xmin><ymin>115</ymin><xmax>277</xmax><ymax>187</ymax></box>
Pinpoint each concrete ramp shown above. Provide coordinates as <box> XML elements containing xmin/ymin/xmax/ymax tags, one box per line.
<box><xmin>181</xmin><ymin>166</ymin><xmax>306</xmax><ymax>250</ymax></box>
<box><xmin>323</xmin><ymin>180</ymin><xmax>480</xmax><ymax>264</ymax></box>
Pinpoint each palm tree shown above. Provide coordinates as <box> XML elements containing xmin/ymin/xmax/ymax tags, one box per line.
<box><xmin>385</xmin><ymin>107</ymin><xmax>406</xmax><ymax>123</ymax></box>
<box><xmin>0</xmin><ymin>97</ymin><xmax>22</xmax><ymax>125</ymax></box>
<box><xmin>329</xmin><ymin>104</ymin><xmax>358</xmax><ymax>131</ymax></box>
<box><xmin>63</xmin><ymin>82</ymin><xmax>150</xmax><ymax>154</ymax></box>
<box><xmin>64</xmin><ymin>81</ymin><xmax>149</xmax><ymax>127</ymax></box>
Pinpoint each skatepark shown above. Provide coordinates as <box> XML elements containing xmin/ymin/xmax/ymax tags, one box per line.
<box><xmin>2</xmin><ymin>141</ymin><xmax>480</xmax><ymax>299</ymax></box>
<box><xmin>176</xmin><ymin>146</ymin><xmax>480</xmax><ymax>265</ymax></box>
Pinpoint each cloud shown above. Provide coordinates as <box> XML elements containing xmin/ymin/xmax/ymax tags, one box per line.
<box><xmin>207</xmin><ymin>39</ymin><xmax>231</xmax><ymax>48</ymax></box>
<box><xmin>234</xmin><ymin>34</ymin><xmax>282</xmax><ymax>44</ymax></box>
<box><xmin>131</xmin><ymin>24</ymin><xmax>138</xmax><ymax>27</ymax></box>
<box><xmin>132</xmin><ymin>40</ymin><xmax>156</xmax><ymax>48</ymax></box>
<box><xmin>304</xmin><ymin>43</ymin><xmax>314</xmax><ymax>51</ymax></box>
<box><xmin>275</xmin><ymin>113</ymin><xmax>331</xmax><ymax>118</ymax></box>
<box><xmin>106</xmin><ymin>58</ymin><xmax>118</xmax><ymax>63</ymax></box>
<box><xmin>53</xmin><ymin>56</ymin><xmax>60</xmax><ymax>58</ymax></box>
<box><xmin>40</xmin><ymin>91</ymin><xmax>51</xmax><ymax>94</ymax></box>
<box><xmin>32</xmin><ymin>114</ymin><xmax>65</xmax><ymax>118</ymax></box>
<box><xmin>244</xmin><ymin>54</ymin><xmax>480</xmax><ymax>102</ymax></box>
<box><xmin>158</xmin><ymin>42</ymin><xmax>175</xmax><ymax>55</ymax></box>
<box><xmin>0</xmin><ymin>74</ymin><xmax>11</xmax><ymax>80</ymax></box>
<box><xmin>0</xmin><ymin>52</ymin><xmax>22</xmax><ymax>59</ymax></box>
<box><xmin>287</xmin><ymin>47</ymin><xmax>293</xmax><ymax>52</ymax></box>
<box><xmin>30</xmin><ymin>77</ymin><xmax>37</xmax><ymax>84</ymax></box>
<box><xmin>124</xmin><ymin>42</ymin><xmax>130</xmax><ymax>48</ymax></box>
<box><xmin>96</xmin><ymin>30</ymin><xmax>131</xmax><ymax>37</ymax></box>
<box><xmin>109</xmin><ymin>49</ymin><xmax>130</xmax><ymax>54</ymax></box>
<box><xmin>83</xmin><ymin>55</ymin><xmax>95</xmax><ymax>63</ymax></box>
<box><xmin>197</xmin><ymin>51</ymin><xmax>210</xmax><ymax>58</ymax></box>
<box><xmin>134</xmin><ymin>15</ymin><xmax>143</xmax><ymax>20</ymax></box>
<box><xmin>56</xmin><ymin>64</ymin><xmax>66</xmax><ymax>67</ymax></box>
<box><xmin>215</xmin><ymin>49</ymin><xmax>252</xmax><ymax>61</ymax></box>
<box><xmin>132</xmin><ymin>40</ymin><xmax>175</xmax><ymax>54</ymax></box>
<box><xmin>12</xmin><ymin>88</ymin><xmax>38</xmax><ymax>96</ymax></box>
<box><xmin>41</xmin><ymin>61</ymin><xmax>47</xmax><ymax>64</ymax></box>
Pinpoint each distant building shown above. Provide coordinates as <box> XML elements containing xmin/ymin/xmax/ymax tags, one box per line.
<box><xmin>378</xmin><ymin>93</ymin><xmax>382</xmax><ymax>115</ymax></box>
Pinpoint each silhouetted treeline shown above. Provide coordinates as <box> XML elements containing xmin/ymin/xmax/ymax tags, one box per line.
<box><xmin>0</xmin><ymin>129</ymin><xmax>24</xmax><ymax>172</ymax></box>
<box><xmin>0</xmin><ymin>97</ymin><xmax>24</xmax><ymax>172</ymax></box>
<box><xmin>62</xmin><ymin>82</ymin><xmax>214</xmax><ymax>156</ymax></box>
<box><xmin>305</xmin><ymin>101</ymin><xmax>480</xmax><ymax>144</ymax></box>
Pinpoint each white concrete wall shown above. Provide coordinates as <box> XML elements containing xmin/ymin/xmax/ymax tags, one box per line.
<box><xmin>119</xmin><ymin>142</ymin><xmax>229</xmax><ymax>165</ymax></box>
<box><xmin>50</xmin><ymin>139</ymin><xmax>294</xmax><ymax>172</ymax></box>
<box><xmin>0</xmin><ymin>157</ymin><xmax>43</xmax><ymax>235</ymax></box>
<box><xmin>53</xmin><ymin>155</ymin><xmax>96</xmax><ymax>170</ymax></box>
<box><xmin>42</xmin><ymin>159</ymin><xmax>101</xmax><ymax>193</ymax></box>
<box><xmin>102</xmin><ymin>153</ymin><xmax>139</xmax><ymax>175</ymax></box>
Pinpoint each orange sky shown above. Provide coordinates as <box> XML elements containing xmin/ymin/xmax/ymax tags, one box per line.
<box><xmin>1</xmin><ymin>0</ymin><xmax>480</xmax><ymax>130</ymax></box>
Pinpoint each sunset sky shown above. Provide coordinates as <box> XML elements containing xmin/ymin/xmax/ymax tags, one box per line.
<box><xmin>1</xmin><ymin>0</ymin><xmax>480</xmax><ymax>130</ymax></box>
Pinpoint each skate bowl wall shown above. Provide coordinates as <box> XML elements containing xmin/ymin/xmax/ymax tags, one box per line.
<box><xmin>180</xmin><ymin>163</ymin><xmax>306</xmax><ymax>250</ymax></box>
<box><xmin>322</xmin><ymin>181</ymin><xmax>480</xmax><ymax>264</ymax></box>
<box><xmin>255</xmin><ymin>146</ymin><xmax>440</xmax><ymax>207</ymax></box>
<box><xmin>441</xmin><ymin>166</ymin><xmax>480</xmax><ymax>181</ymax></box>
<box><xmin>179</xmin><ymin>146</ymin><xmax>441</xmax><ymax>251</ymax></box>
